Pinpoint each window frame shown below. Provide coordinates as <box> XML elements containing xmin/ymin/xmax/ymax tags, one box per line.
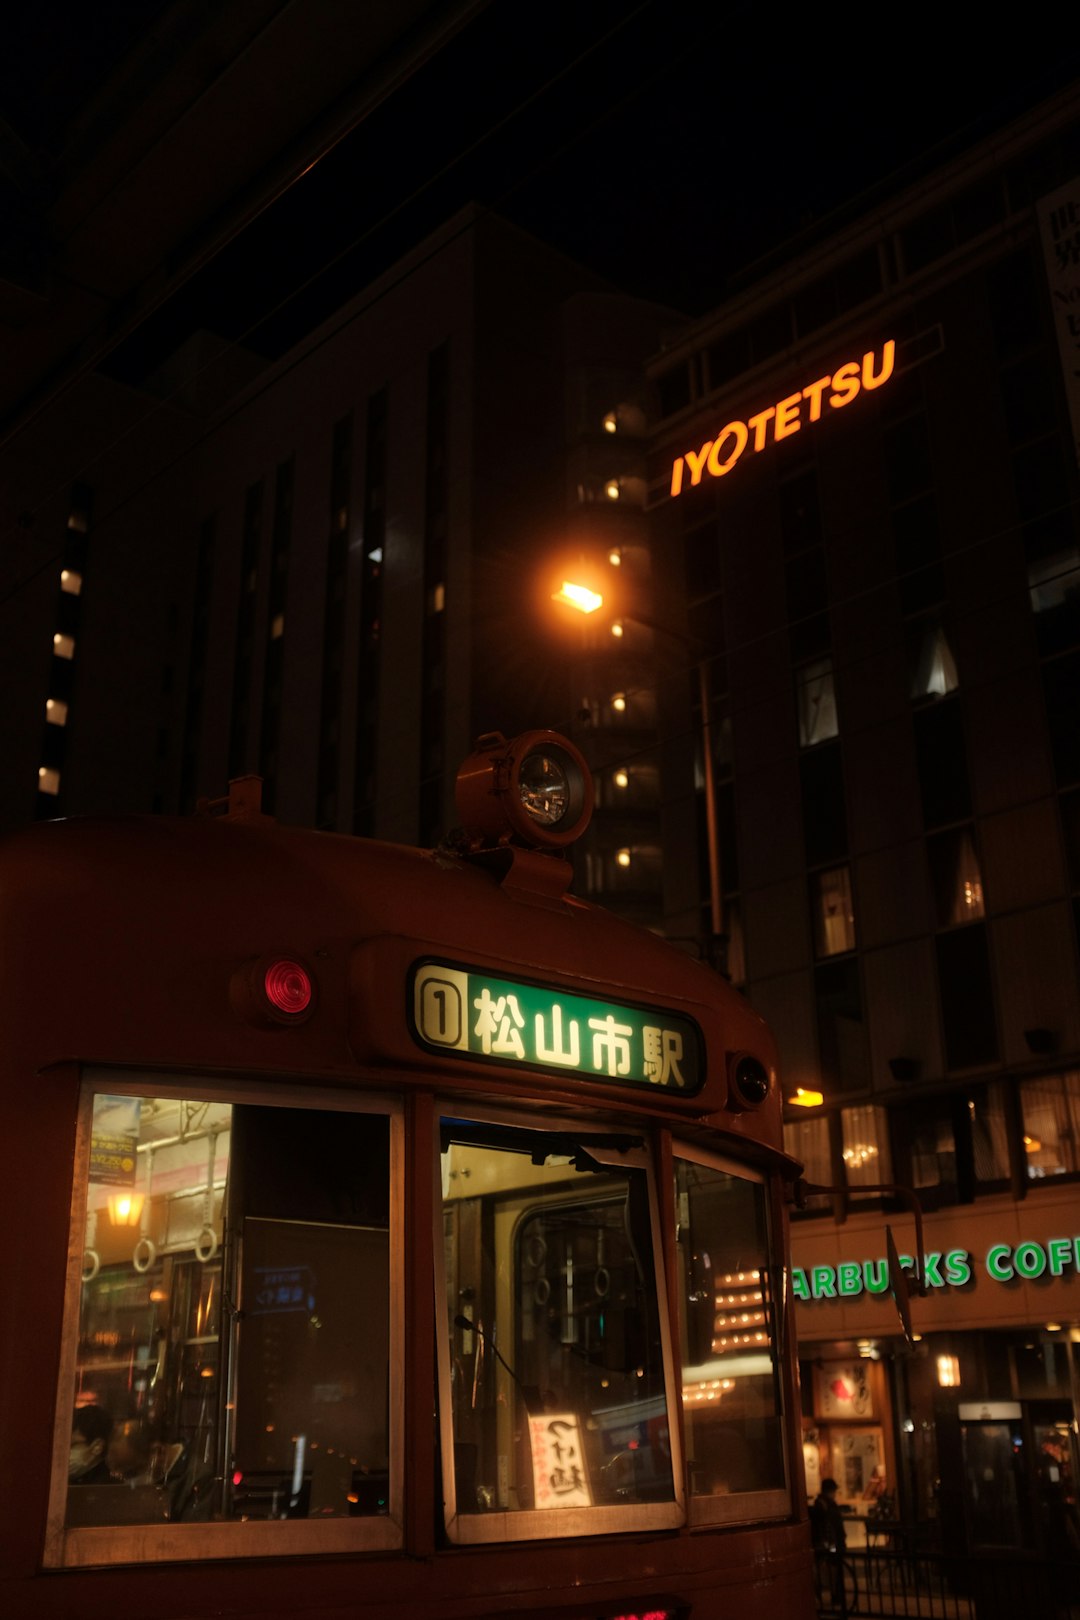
<box><xmin>46</xmin><ymin>1068</ymin><xmax>405</xmax><ymax>1569</ymax></box>
<box><xmin>672</xmin><ymin>1141</ymin><xmax>792</xmax><ymax>1527</ymax></box>
<box><xmin>433</xmin><ymin>1100</ymin><xmax>686</xmax><ymax>1545</ymax></box>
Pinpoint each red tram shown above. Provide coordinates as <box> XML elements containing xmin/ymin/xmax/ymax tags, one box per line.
<box><xmin>0</xmin><ymin>730</ymin><xmax>816</xmax><ymax>1620</ymax></box>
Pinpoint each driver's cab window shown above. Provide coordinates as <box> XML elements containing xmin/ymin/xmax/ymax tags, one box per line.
<box><xmin>438</xmin><ymin>1115</ymin><xmax>683</xmax><ymax>1542</ymax></box>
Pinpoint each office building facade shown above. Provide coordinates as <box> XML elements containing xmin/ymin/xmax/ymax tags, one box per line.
<box><xmin>646</xmin><ymin>85</ymin><xmax>1080</xmax><ymax>1558</ymax></box>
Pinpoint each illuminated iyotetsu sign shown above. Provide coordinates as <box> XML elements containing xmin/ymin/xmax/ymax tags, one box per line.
<box><xmin>669</xmin><ymin>339</ymin><xmax>896</xmax><ymax>497</ymax></box>
<box><xmin>793</xmin><ymin>1233</ymin><xmax>1080</xmax><ymax>1301</ymax></box>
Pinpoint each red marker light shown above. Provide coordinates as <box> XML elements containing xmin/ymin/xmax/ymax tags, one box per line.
<box><xmin>232</xmin><ymin>1469</ymin><xmax>244</xmax><ymax>1486</ymax></box>
<box><xmin>264</xmin><ymin>959</ymin><xmax>312</xmax><ymax>1015</ymax></box>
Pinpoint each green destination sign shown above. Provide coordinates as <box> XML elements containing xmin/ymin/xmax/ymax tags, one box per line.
<box><xmin>409</xmin><ymin>959</ymin><xmax>703</xmax><ymax>1093</ymax></box>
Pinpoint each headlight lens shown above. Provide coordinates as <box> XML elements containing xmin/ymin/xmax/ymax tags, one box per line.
<box><xmin>518</xmin><ymin>752</ymin><xmax>571</xmax><ymax>825</ymax></box>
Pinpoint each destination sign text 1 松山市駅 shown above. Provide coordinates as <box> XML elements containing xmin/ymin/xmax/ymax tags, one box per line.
<box><xmin>409</xmin><ymin>960</ymin><xmax>703</xmax><ymax>1092</ymax></box>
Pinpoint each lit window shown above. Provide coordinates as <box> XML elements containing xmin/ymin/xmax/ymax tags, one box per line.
<box><xmin>796</xmin><ymin>659</ymin><xmax>839</xmax><ymax>747</ymax></box>
<box><xmin>840</xmin><ymin>1104</ymin><xmax>892</xmax><ymax>1187</ymax></box>
<box><xmin>784</xmin><ymin>1115</ymin><xmax>831</xmax><ymax>1209</ymax></box>
<box><xmin>270</xmin><ymin>614</ymin><xmax>285</xmax><ymax>640</ymax></box>
<box><xmin>1020</xmin><ymin>1072</ymin><xmax>1080</xmax><ymax>1178</ymax></box>
<box><xmin>430</xmin><ymin>582</ymin><xmax>445</xmax><ymax>613</ymax></box>
<box><xmin>38</xmin><ymin>766</ymin><xmax>60</xmax><ymax>795</ymax></box>
<box><xmin>812</xmin><ymin>866</ymin><xmax>856</xmax><ymax>957</ymax></box>
<box><xmin>53</xmin><ymin>633</ymin><xmax>75</xmax><ymax>659</ymax></box>
<box><xmin>927</xmin><ymin>826</ymin><xmax>985</xmax><ymax>926</ymax></box>
<box><xmin>909</xmin><ymin>619</ymin><xmax>958</xmax><ymax>698</ymax></box>
<box><xmin>53</xmin><ymin>1085</ymin><xmax>400</xmax><ymax>1563</ymax></box>
<box><xmin>46</xmin><ymin>698</ymin><xmax>69</xmax><ymax>726</ymax></box>
<box><xmin>60</xmin><ymin>570</ymin><xmax>83</xmax><ymax>596</ymax></box>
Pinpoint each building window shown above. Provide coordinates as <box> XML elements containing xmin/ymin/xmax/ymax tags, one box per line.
<box><xmin>1020</xmin><ymin>1072</ymin><xmax>1080</xmax><ymax>1178</ymax></box>
<box><xmin>53</xmin><ymin>632</ymin><xmax>75</xmax><ymax>660</ymax></box>
<box><xmin>914</xmin><ymin>697</ymin><xmax>971</xmax><ymax>829</ymax></box>
<box><xmin>935</xmin><ymin>924</ymin><xmax>998</xmax><ymax>1070</ymax></box>
<box><xmin>815</xmin><ymin>957</ymin><xmax>865</xmax><ymax>1093</ymax></box>
<box><xmin>46</xmin><ymin>698</ymin><xmax>68</xmax><ymax>726</ymax></box>
<box><xmin>50</xmin><ymin>1080</ymin><xmax>401</xmax><ymax>1566</ymax></box>
<box><xmin>908</xmin><ymin>618</ymin><xmax>959</xmax><ymax>699</ymax></box>
<box><xmin>1042</xmin><ymin>652</ymin><xmax>1080</xmax><ymax>787</ymax></box>
<box><xmin>812</xmin><ymin>865</ymin><xmax>856</xmax><ymax>957</ymax></box>
<box><xmin>1029</xmin><ymin>545</ymin><xmax>1080</xmax><ymax>656</ymax></box>
<box><xmin>783</xmin><ymin>1115</ymin><xmax>831</xmax><ymax>1211</ymax></box>
<box><xmin>797</xmin><ymin>659</ymin><xmax>839</xmax><ymax>747</ymax></box>
<box><xmin>786</xmin><ymin>546</ymin><xmax>830</xmax><ymax>662</ymax></box>
<box><xmin>893</xmin><ymin>496</ymin><xmax>945</xmax><ymax>616</ymax></box>
<box><xmin>38</xmin><ymin>766</ymin><xmax>61</xmax><ymax>795</ymax></box>
<box><xmin>926</xmin><ymin>826</ymin><xmax>985</xmax><ymax>927</ymax></box>
<box><xmin>841</xmin><ymin>1104</ymin><xmax>892</xmax><ymax>1188</ymax></box>
<box><xmin>800</xmin><ymin>742</ymin><xmax>848</xmax><ymax>866</ymax></box>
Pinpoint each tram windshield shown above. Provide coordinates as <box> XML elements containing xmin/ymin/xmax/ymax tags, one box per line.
<box><xmin>440</xmin><ymin>1119</ymin><xmax>679</xmax><ymax>1535</ymax></box>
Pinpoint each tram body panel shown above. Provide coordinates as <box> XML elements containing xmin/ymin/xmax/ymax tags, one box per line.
<box><xmin>0</xmin><ymin>804</ymin><xmax>813</xmax><ymax>1620</ymax></box>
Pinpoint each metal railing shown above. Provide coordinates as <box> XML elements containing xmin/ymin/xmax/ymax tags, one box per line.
<box><xmin>813</xmin><ymin>1545</ymin><xmax>1080</xmax><ymax>1620</ymax></box>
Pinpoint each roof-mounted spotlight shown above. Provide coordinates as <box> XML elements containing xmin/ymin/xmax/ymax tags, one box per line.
<box><xmin>455</xmin><ymin>730</ymin><xmax>594</xmax><ymax>852</ymax></box>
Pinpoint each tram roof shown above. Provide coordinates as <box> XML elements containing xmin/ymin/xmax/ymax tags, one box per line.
<box><xmin>0</xmin><ymin>808</ymin><xmax>783</xmax><ymax>1153</ymax></box>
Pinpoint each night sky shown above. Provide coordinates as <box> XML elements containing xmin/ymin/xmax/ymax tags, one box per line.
<box><xmin>83</xmin><ymin>3</ymin><xmax>1080</xmax><ymax>384</ymax></box>
<box><xmin>4</xmin><ymin>3</ymin><xmax>1079</xmax><ymax>385</ymax></box>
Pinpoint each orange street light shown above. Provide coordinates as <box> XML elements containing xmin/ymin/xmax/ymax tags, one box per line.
<box><xmin>552</xmin><ymin>580</ymin><xmax>603</xmax><ymax>614</ymax></box>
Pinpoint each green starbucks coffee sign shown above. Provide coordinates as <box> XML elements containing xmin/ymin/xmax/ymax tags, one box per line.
<box><xmin>409</xmin><ymin>959</ymin><xmax>703</xmax><ymax>1093</ymax></box>
<box><xmin>793</xmin><ymin>1235</ymin><xmax>1080</xmax><ymax>1301</ymax></box>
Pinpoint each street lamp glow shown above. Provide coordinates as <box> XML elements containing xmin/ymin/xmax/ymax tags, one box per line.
<box><xmin>552</xmin><ymin>580</ymin><xmax>603</xmax><ymax>614</ymax></box>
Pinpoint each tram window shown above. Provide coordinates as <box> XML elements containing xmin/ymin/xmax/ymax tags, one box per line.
<box><xmin>52</xmin><ymin>1082</ymin><xmax>401</xmax><ymax>1565</ymax></box>
<box><xmin>438</xmin><ymin>1118</ymin><xmax>682</xmax><ymax>1542</ymax></box>
<box><xmin>674</xmin><ymin>1154</ymin><xmax>788</xmax><ymax>1523</ymax></box>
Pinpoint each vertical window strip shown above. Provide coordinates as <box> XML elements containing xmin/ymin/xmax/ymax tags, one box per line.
<box><xmin>318</xmin><ymin>414</ymin><xmax>353</xmax><ymax>829</ymax></box>
<box><xmin>354</xmin><ymin>389</ymin><xmax>387</xmax><ymax>836</ymax></box>
<box><xmin>258</xmin><ymin>457</ymin><xmax>294</xmax><ymax>813</ymax></box>
<box><xmin>420</xmin><ymin>344</ymin><xmax>449</xmax><ymax>846</ymax></box>
<box><xmin>36</xmin><ymin>482</ymin><xmax>92</xmax><ymax>819</ymax></box>
<box><xmin>228</xmin><ymin>481</ymin><xmax>264</xmax><ymax>778</ymax></box>
<box><xmin>180</xmin><ymin>516</ymin><xmax>217</xmax><ymax>813</ymax></box>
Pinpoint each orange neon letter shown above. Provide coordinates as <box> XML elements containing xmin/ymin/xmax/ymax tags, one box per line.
<box><xmin>683</xmin><ymin>441</ymin><xmax>714</xmax><ymax>486</ymax></box>
<box><xmin>862</xmin><ymin>339</ymin><xmax>895</xmax><ymax>390</ymax></box>
<box><xmin>774</xmin><ymin>391</ymin><xmax>803</xmax><ymax>440</ymax></box>
<box><xmin>707</xmin><ymin>420</ymin><xmax>749</xmax><ymax>477</ymax></box>
<box><xmin>747</xmin><ymin>405</ymin><xmax>776</xmax><ymax>451</ymax></box>
<box><xmin>828</xmin><ymin>361</ymin><xmax>860</xmax><ymax>408</ymax></box>
<box><xmin>801</xmin><ymin>375</ymin><xmax>831</xmax><ymax>421</ymax></box>
<box><xmin>670</xmin><ymin>457</ymin><xmax>685</xmax><ymax>497</ymax></box>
